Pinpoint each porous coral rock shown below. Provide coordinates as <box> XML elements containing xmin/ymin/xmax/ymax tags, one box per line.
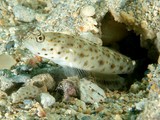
<box><xmin>11</xmin><ymin>85</ymin><xmax>41</xmax><ymax>103</ymax></box>
<box><xmin>25</xmin><ymin>73</ymin><xmax>56</xmax><ymax>91</ymax></box>
<box><xmin>137</xmin><ymin>64</ymin><xmax>160</xmax><ymax>119</ymax></box>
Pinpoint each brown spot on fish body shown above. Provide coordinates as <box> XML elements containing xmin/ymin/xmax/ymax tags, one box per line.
<box><xmin>91</xmin><ymin>57</ymin><xmax>94</xmax><ymax>60</ymax></box>
<box><xmin>119</xmin><ymin>66</ymin><xmax>124</xmax><ymax>70</ymax></box>
<box><xmin>98</xmin><ymin>60</ymin><xmax>104</xmax><ymax>66</ymax></box>
<box><xmin>79</xmin><ymin>53</ymin><xmax>85</xmax><ymax>58</ymax></box>
<box><xmin>79</xmin><ymin>44</ymin><xmax>82</xmax><ymax>48</ymax></box>
<box><xmin>89</xmin><ymin>47</ymin><xmax>93</xmax><ymax>52</ymax></box>
<box><xmin>95</xmin><ymin>49</ymin><xmax>98</xmax><ymax>53</ymax></box>
<box><xmin>101</xmin><ymin>68</ymin><xmax>105</xmax><ymax>72</ymax></box>
<box><xmin>50</xmin><ymin>48</ymin><xmax>53</xmax><ymax>51</ymax></box>
<box><xmin>127</xmin><ymin>66</ymin><xmax>131</xmax><ymax>71</ymax></box>
<box><xmin>115</xmin><ymin>56</ymin><xmax>121</xmax><ymax>61</ymax></box>
<box><xmin>105</xmin><ymin>49</ymin><xmax>109</xmax><ymax>53</ymax></box>
<box><xmin>83</xmin><ymin>61</ymin><xmax>88</xmax><ymax>66</ymax></box>
<box><xmin>57</xmin><ymin>52</ymin><xmax>61</xmax><ymax>54</ymax></box>
<box><xmin>65</xmin><ymin>56</ymin><xmax>68</xmax><ymax>60</ymax></box>
<box><xmin>57</xmin><ymin>35</ymin><xmax>62</xmax><ymax>38</ymax></box>
<box><xmin>42</xmin><ymin>48</ymin><xmax>46</xmax><ymax>51</ymax></box>
<box><xmin>91</xmin><ymin>66</ymin><xmax>95</xmax><ymax>68</ymax></box>
<box><xmin>57</xmin><ymin>40</ymin><xmax>61</xmax><ymax>43</ymax></box>
<box><xmin>67</xmin><ymin>43</ymin><xmax>74</xmax><ymax>46</ymax></box>
<box><xmin>111</xmin><ymin>64</ymin><xmax>115</xmax><ymax>69</ymax></box>
<box><xmin>106</xmin><ymin>53</ymin><xmax>110</xmax><ymax>58</ymax></box>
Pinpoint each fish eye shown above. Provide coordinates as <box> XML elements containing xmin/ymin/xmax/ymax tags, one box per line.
<box><xmin>36</xmin><ymin>33</ymin><xmax>45</xmax><ymax>43</ymax></box>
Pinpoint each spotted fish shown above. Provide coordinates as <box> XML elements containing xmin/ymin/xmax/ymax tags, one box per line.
<box><xmin>23</xmin><ymin>30</ymin><xmax>136</xmax><ymax>74</ymax></box>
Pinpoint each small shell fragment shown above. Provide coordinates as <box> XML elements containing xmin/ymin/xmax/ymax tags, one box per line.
<box><xmin>0</xmin><ymin>54</ymin><xmax>16</xmax><ymax>70</ymax></box>
<box><xmin>80</xmin><ymin>78</ymin><xmax>106</xmax><ymax>103</ymax></box>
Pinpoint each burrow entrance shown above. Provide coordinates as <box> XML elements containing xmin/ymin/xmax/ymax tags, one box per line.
<box><xmin>101</xmin><ymin>13</ymin><xmax>159</xmax><ymax>88</ymax></box>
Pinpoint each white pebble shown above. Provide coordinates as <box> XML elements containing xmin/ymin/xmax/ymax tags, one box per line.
<box><xmin>40</xmin><ymin>93</ymin><xmax>55</xmax><ymax>108</ymax></box>
<box><xmin>80</xmin><ymin>5</ymin><xmax>95</xmax><ymax>17</ymax></box>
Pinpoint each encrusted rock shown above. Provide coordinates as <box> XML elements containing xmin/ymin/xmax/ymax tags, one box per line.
<box><xmin>57</xmin><ymin>77</ymin><xmax>106</xmax><ymax>103</ymax></box>
<box><xmin>137</xmin><ymin>96</ymin><xmax>160</xmax><ymax>120</ymax></box>
<box><xmin>57</xmin><ymin>77</ymin><xmax>79</xmax><ymax>101</ymax></box>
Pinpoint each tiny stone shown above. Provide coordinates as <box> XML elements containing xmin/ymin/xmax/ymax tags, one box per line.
<box><xmin>81</xmin><ymin>116</ymin><xmax>92</xmax><ymax>120</ymax></box>
<box><xmin>0</xmin><ymin>99</ymin><xmax>7</xmax><ymax>106</ymax></box>
<box><xmin>64</xmin><ymin>109</ymin><xmax>77</xmax><ymax>115</ymax></box>
<box><xmin>0</xmin><ymin>76</ymin><xmax>14</xmax><ymax>92</ymax></box>
<box><xmin>114</xmin><ymin>114</ymin><xmax>122</xmax><ymax>120</ymax></box>
<box><xmin>80</xmin><ymin>5</ymin><xmax>95</xmax><ymax>17</ymax></box>
<box><xmin>75</xmin><ymin>99</ymin><xmax>86</xmax><ymax>111</ymax></box>
<box><xmin>40</xmin><ymin>93</ymin><xmax>56</xmax><ymax>108</ymax></box>
<box><xmin>129</xmin><ymin>83</ymin><xmax>140</xmax><ymax>93</ymax></box>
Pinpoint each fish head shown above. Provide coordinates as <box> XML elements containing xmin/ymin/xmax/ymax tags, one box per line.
<box><xmin>22</xmin><ymin>29</ymin><xmax>51</xmax><ymax>55</ymax></box>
